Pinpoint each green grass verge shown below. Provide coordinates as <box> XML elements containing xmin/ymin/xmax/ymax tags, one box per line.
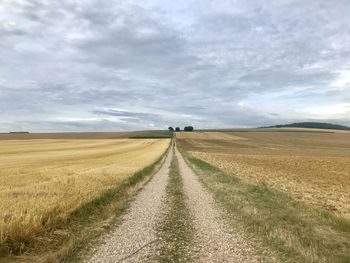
<box><xmin>156</xmin><ymin>153</ymin><xmax>194</xmax><ymax>262</ymax></box>
<box><xmin>184</xmin><ymin>154</ymin><xmax>350</xmax><ymax>263</ymax></box>
<box><xmin>129</xmin><ymin>130</ymin><xmax>173</xmax><ymax>139</ymax></box>
<box><xmin>5</xmin><ymin>142</ymin><xmax>171</xmax><ymax>262</ymax></box>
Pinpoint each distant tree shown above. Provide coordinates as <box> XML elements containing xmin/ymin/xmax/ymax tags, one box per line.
<box><xmin>175</xmin><ymin>127</ymin><xmax>180</xmax><ymax>131</ymax></box>
<box><xmin>168</xmin><ymin>127</ymin><xmax>174</xmax><ymax>131</ymax></box>
<box><xmin>184</xmin><ymin>126</ymin><xmax>194</xmax><ymax>131</ymax></box>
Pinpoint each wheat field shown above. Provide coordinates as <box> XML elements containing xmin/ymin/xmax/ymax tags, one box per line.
<box><xmin>0</xmin><ymin>138</ymin><xmax>170</xmax><ymax>252</ymax></box>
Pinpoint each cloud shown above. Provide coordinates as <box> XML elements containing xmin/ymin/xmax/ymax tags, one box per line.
<box><xmin>1</xmin><ymin>0</ymin><xmax>350</xmax><ymax>131</ymax></box>
<box><xmin>92</xmin><ymin>108</ymin><xmax>161</xmax><ymax>121</ymax></box>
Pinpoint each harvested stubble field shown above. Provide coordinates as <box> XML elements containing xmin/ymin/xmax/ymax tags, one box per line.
<box><xmin>0</xmin><ymin>138</ymin><xmax>170</xmax><ymax>257</ymax></box>
<box><xmin>177</xmin><ymin>129</ymin><xmax>350</xmax><ymax>262</ymax></box>
<box><xmin>177</xmin><ymin>130</ymin><xmax>350</xmax><ymax>218</ymax></box>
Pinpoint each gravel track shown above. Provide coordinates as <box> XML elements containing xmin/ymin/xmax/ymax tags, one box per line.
<box><xmin>85</xmin><ymin>145</ymin><xmax>260</xmax><ymax>263</ymax></box>
<box><xmin>85</xmin><ymin>149</ymin><xmax>173</xmax><ymax>263</ymax></box>
<box><xmin>175</xmin><ymin>147</ymin><xmax>260</xmax><ymax>262</ymax></box>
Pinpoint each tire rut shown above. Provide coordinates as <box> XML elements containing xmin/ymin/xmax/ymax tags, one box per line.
<box><xmin>84</xmin><ymin>149</ymin><xmax>173</xmax><ymax>263</ymax></box>
<box><xmin>84</xmin><ymin>145</ymin><xmax>261</xmax><ymax>263</ymax></box>
<box><xmin>175</xmin><ymin>147</ymin><xmax>260</xmax><ymax>262</ymax></box>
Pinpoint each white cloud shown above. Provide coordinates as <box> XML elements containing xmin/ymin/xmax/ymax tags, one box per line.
<box><xmin>332</xmin><ymin>70</ymin><xmax>350</xmax><ymax>87</ymax></box>
<box><xmin>306</xmin><ymin>103</ymin><xmax>350</xmax><ymax>118</ymax></box>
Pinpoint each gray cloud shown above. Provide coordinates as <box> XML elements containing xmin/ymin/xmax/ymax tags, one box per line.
<box><xmin>1</xmin><ymin>0</ymin><xmax>350</xmax><ymax>132</ymax></box>
<box><xmin>92</xmin><ymin>109</ymin><xmax>160</xmax><ymax>120</ymax></box>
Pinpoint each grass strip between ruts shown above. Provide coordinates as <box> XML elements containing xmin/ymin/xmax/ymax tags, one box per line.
<box><xmin>156</xmin><ymin>152</ymin><xmax>194</xmax><ymax>263</ymax></box>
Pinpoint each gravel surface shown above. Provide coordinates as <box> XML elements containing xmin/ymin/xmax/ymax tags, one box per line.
<box><xmin>85</xmin><ymin>149</ymin><xmax>173</xmax><ymax>263</ymax></box>
<box><xmin>84</xmin><ymin>145</ymin><xmax>261</xmax><ymax>263</ymax></box>
<box><xmin>175</xmin><ymin>147</ymin><xmax>260</xmax><ymax>263</ymax></box>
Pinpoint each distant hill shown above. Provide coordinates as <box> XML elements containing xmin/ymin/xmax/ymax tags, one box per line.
<box><xmin>260</xmin><ymin>122</ymin><xmax>350</xmax><ymax>131</ymax></box>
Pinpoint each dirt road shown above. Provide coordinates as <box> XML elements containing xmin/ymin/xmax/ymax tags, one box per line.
<box><xmin>85</xmin><ymin>145</ymin><xmax>260</xmax><ymax>262</ymax></box>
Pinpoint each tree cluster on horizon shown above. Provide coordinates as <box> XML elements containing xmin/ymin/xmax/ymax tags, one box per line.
<box><xmin>168</xmin><ymin>126</ymin><xmax>194</xmax><ymax>132</ymax></box>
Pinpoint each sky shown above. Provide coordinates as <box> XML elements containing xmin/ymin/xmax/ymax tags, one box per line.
<box><xmin>1</xmin><ymin>0</ymin><xmax>350</xmax><ymax>132</ymax></box>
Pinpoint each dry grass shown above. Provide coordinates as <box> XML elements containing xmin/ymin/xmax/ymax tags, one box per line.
<box><xmin>0</xmin><ymin>139</ymin><xmax>170</xmax><ymax>255</ymax></box>
<box><xmin>177</xmin><ymin>130</ymin><xmax>350</xmax><ymax>218</ymax></box>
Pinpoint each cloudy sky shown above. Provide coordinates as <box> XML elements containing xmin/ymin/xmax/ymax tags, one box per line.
<box><xmin>1</xmin><ymin>0</ymin><xmax>350</xmax><ymax>131</ymax></box>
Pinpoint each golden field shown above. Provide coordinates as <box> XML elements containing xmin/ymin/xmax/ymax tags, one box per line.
<box><xmin>0</xmin><ymin>138</ymin><xmax>170</xmax><ymax>252</ymax></box>
<box><xmin>177</xmin><ymin>130</ymin><xmax>350</xmax><ymax>218</ymax></box>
